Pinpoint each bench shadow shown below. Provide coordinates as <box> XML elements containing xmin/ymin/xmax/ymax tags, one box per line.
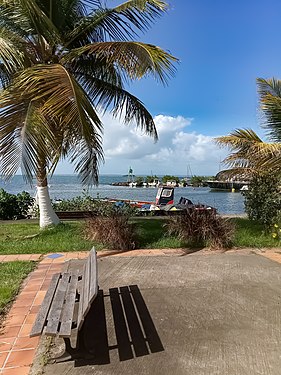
<box><xmin>74</xmin><ymin>285</ymin><xmax>164</xmax><ymax>367</ymax></box>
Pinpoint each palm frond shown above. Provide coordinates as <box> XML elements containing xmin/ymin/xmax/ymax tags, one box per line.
<box><xmin>65</xmin><ymin>0</ymin><xmax>168</xmax><ymax>46</ymax></box>
<box><xmin>0</xmin><ymin>64</ymin><xmax>104</xmax><ymax>183</ymax></box>
<box><xmin>215</xmin><ymin>167</ymin><xmax>257</xmax><ymax>180</ymax></box>
<box><xmin>0</xmin><ymin>2</ymin><xmax>32</xmax><ymax>38</ymax></box>
<box><xmin>69</xmin><ymin>135</ymin><xmax>104</xmax><ymax>185</ymax></box>
<box><xmin>0</xmin><ymin>27</ymin><xmax>25</xmax><ymax>73</ymax></box>
<box><xmin>5</xmin><ymin>64</ymin><xmax>102</xmax><ymax>132</ymax></box>
<box><xmin>257</xmin><ymin>77</ymin><xmax>281</xmax><ymax>142</ymax></box>
<box><xmin>215</xmin><ymin>128</ymin><xmax>281</xmax><ymax>175</ymax></box>
<box><xmin>34</xmin><ymin>0</ymin><xmax>89</xmax><ymax>36</ymax></box>
<box><xmin>215</xmin><ymin>128</ymin><xmax>263</xmax><ymax>147</ymax></box>
<box><xmin>1</xmin><ymin>0</ymin><xmax>61</xmax><ymax>45</ymax></box>
<box><xmin>0</xmin><ymin>97</ymin><xmax>56</xmax><ymax>183</ymax></box>
<box><xmin>63</xmin><ymin>41</ymin><xmax>177</xmax><ymax>84</ymax></box>
<box><xmin>0</xmin><ymin>63</ymin><xmax>10</xmax><ymax>88</ymax></box>
<box><xmin>79</xmin><ymin>74</ymin><xmax>158</xmax><ymax>139</ymax></box>
<box><xmin>258</xmin><ymin>77</ymin><xmax>281</xmax><ymax>98</ymax></box>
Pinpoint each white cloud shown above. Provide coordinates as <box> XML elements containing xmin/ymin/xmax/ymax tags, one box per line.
<box><xmin>154</xmin><ymin>115</ymin><xmax>192</xmax><ymax>133</ymax></box>
<box><xmin>99</xmin><ymin>113</ymin><xmax>227</xmax><ymax>176</ymax></box>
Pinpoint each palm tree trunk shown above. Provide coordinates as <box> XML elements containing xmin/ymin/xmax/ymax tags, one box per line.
<box><xmin>36</xmin><ymin>167</ymin><xmax>60</xmax><ymax>228</ymax></box>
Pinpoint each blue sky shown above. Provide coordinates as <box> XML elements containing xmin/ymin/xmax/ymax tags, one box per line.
<box><xmin>57</xmin><ymin>0</ymin><xmax>281</xmax><ymax>176</ymax></box>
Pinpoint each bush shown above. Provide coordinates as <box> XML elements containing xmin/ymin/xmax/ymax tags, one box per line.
<box><xmin>0</xmin><ymin>189</ymin><xmax>34</xmax><ymax>220</ymax></box>
<box><xmin>85</xmin><ymin>215</ymin><xmax>136</xmax><ymax>251</ymax></box>
<box><xmin>52</xmin><ymin>193</ymin><xmax>137</xmax><ymax>216</ymax></box>
<box><xmin>165</xmin><ymin>208</ymin><xmax>234</xmax><ymax>249</ymax></box>
<box><xmin>16</xmin><ymin>191</ymin><xmax>34</xmax><ymax>218</ymax></box>
<box><xmin>84</xmin><ymin>203</ymin><xmax>137</xmax><ymax>250</ymax></box>
<box><xmin>242</xmin><ymin>174</ymin><xmax>281</xmax><ymax>229</ymax></box>
<box><xmin>52</xmin><ymin>192</ymin><xmax>95</xmax><ymax>211</ymax></box>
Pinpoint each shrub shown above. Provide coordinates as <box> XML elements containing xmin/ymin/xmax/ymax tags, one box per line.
<box><xmin>52</xmin><ymin>193</ymin><xmax>137</xmax><ymax>216</ymax></box>
<box><xmin>85</xmin><ymin>215</ymin><xmax>136</xmax><ymax>251</ymax></box>
<box><xmin>16</xmin><ymin>191</ymin><xmax>34</xmax><ymax>218</ymax></box>
<box><xmin>165</xmin><ymin>208</ymin><xmax>234</xmax><ymax>249</ymax></box>
<box><xmin>0</xmin><ymin>189</ymin><xmax>34</xmax><ymax>220</ymax></box>
<box><xmin>242</xmin><ymin>174</ymin><xmax>281</xmax><ymax>229</ymax></box>
<box><xmin>84</xmin><ymin>203</ymin><xmax>137</xmax><ymax>250</ymax></box>
<box><xmin>0</xmin><ymin>189</ymin><xmax>18</xmax><ymax>219</ymax></box>
<box><xmin>52</xmin><ymin>192</ymin><xmax>95</xmax><ymax>211</ymax></box>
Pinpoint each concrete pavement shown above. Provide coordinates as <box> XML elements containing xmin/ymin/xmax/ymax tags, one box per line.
<box><xmin>42</xmin><ymin>252</ymin><xmax>281</xmax><ymax>375</ymax></box>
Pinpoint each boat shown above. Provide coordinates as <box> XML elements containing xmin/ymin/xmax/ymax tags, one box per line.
<box><xmin>108</xmin><ymin>186</ymin><xmax>216</xmax><ymax>214</ymax></box>
<box><xmin>129</xmin><ymin>182</ymin><xmax>137</xmax><ymax>188</ymax></box>
<box><xmin>240</xmin><ymin>185</ymin><xmax>249</xmax><ymax>191</ymax></box>
<box><xmin>205</xmin><ymin>180</ymin><xmax>250</xmax><ymax>191</ymax></box>
<box><xmin>55</xmin><ymin>186</ymin><xmax>216</xmax><ymax>218</ymax></box>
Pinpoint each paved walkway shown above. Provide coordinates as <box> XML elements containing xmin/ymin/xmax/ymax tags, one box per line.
<box><xmin>0</xmin><ymin>249</ymin><xmax>188</xmax><ymax>374</ymax></box>
<box><xmin>0</xmin><ymin>252</ymin><xmax>91</xmax><ymax>374</ymax></box>
<box><xmin>0</xmin><ymin>248</ymin><xmax>280</xmax><ymax>374</ymax></box>
<box><xmin>44</xmin><ymin>252</ymin><xmax>281</xmax><ymax>375</ymax></box>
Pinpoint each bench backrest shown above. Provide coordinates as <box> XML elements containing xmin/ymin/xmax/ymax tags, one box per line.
<box><xmin>77</xmin><ymin>248</ymin><xmax>98</xmax><ymax>330</ymax></box>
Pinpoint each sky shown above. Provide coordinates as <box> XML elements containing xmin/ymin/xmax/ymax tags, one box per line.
<box><xmin>56</xmin><ymin>0</ymin><xmax>281</xmax><ymax>176</ymax></box>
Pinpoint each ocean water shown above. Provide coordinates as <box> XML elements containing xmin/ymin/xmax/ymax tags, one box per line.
<box><xmin>0</xmin><ymin>175</ymin><xmax>245</xmax><ymax>215</ymax></box>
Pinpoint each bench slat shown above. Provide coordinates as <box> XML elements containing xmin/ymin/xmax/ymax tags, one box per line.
<box><xmin>31</xmin><ymin>247</ymin><xmax>98</xmax><ymax>342</ymax></box>
<box><xmin>77</xmin><ymin>263</ymin><xmax>86</xmax><ymax>330</ymax></box>
<box><xmin>30</xmin><ymin>273</ymin><xmax>61</xmax><ymax>337</ymax></box>
<box><xmin>44</xmin><ymin>273</ymin><xmax>70</xmax><ymax>336</ymax></box>
<box><xmin>81</xmin><ymin>254</ymin><xmax>90</xmax><ymax>319</ymax></box>
<box><xmin>89</xmin><ymin>249</ymin><xmax>98</xmax><ymax>304</ymax></box>
<box><xmin>80</xmin><ymin>252</ymin><xmax>92</xmax><ymax>321</ymax></box>
<box><xmin>59</xmin><ymin>272</ymin><xmax>79</xmax><ymax>337</ymax></box>
<box><xmin>77</xmin><ymin>248</ymin><xmax>97</xmax><ymax>330</ymax></box>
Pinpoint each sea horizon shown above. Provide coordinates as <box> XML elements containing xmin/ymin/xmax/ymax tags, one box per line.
<box><xmin>0</xmin><ymin>175</ymin><xmax>245</xmax><ymax>215</ymax></box>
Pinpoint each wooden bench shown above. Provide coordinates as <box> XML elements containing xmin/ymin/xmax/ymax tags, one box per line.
<box><xmin>30</xmin><ymin>248</ymin><xmax>98</xmax><ymax>362</ymax></box>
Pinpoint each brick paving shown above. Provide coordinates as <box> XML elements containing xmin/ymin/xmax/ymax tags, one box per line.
<box><xmin>0</xmin><ymin>255</ymin><xmax>41</xmax><ymax>263</ymax></box>
<box><xmin>0</xmin><ymin>248</ymin><xmax>281</xmax><ymax>374</ymax></box>
<box><xmin>0</xmin><ymin>252</ymin><xmax>90</xmax><ymax>374</ymax></box>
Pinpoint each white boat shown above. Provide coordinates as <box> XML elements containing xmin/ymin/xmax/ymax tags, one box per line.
<box><xmin>240</xmin><ymin>185</ymin><xmax>249</xmax><ymax>191</ymax></box>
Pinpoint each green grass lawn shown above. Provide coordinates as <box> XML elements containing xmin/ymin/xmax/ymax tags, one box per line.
<box><xmin>0</xmin><ymin>217</ymin><xmax>280</xmax><ymax>255</ymax></box>
<box><xmin>0</xmin><ymin>261</ymin><xmax>36</xmax><ymax>317</ymax></box>
<box><xmin>0</xmin><ymin>221</ymin><xmax>93</xmax><ymax>254</ymax></box>
<box><xmin>133</xmin><ymin>218</ymin><xmax>188</xmax><ymax>249</ymax></box>
<box><xmin>232</xmin><ymin>218</ymin><xmax>281</xmax><ymax>248</ymax></box>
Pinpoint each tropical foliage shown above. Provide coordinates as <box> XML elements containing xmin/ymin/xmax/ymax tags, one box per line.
<box><xmin>0</xmin><ymin>0</ymin><xmax>177</xmax><ymax>227</ymax></box>
<box><xmin>162</xmin><ymin>175</ymin><xmax>180</xmax><ymax>183</ymax></box>
<box><xmin>215</xmin><ymin>79</ymin><xmax>281</xmax><ymax>178</ymax></box>
<box><xmin>0</xmin><ymin>189</ymin><xmax>34</xmax><ymax>220</ymax></box>
<box><xmin>53</xmin><ymin>194</ymin><xmax>137</xmax><ymax>216</ymax></box>
<box><xmin>145</xmin><ymin>175</ymin><xmax>159</xmax><ymax>183</ymax></box>
<box><xmin>215</xmin><ymin>78</ymin><xmax>281</xmax><ymax>227</ymax></box>
<box><xmin>190</xmin><ymin>175</ymin><xmax>213</xmax><ymax>187</ymax></box>
<box><xmin>242</xmin><ymin>174</ymin><xmax>281</xmax><ymax>228</ymax></box>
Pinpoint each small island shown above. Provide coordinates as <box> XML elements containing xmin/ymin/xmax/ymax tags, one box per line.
<box><xmin>111</xmin><ymin>173</ymin><xmax>214</xmax><ymax>187</ymax></box>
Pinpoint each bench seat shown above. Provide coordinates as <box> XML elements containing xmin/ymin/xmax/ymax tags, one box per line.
<box><xmin>30</xmin><ymin>248</ymin><xmax>98</xmax><ymax>361</ymax></box>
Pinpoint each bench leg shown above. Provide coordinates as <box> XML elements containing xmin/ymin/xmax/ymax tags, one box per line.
<box><xmin>54</xmin><ymin>338</ymin><xmax>76</xmax><ymax>363</ymax></box>
<box><xmin>54</xmin><ymin>329</ymin><xmax>95</xmax><ymax>363</ymax></box>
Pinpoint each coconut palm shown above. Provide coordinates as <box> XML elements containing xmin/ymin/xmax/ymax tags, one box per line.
<box><xmin>215</xmin><ymin>79</ymin><xmax>281</xmax><ymax>178</ymax></box>
<box><xmin>0</xmin><ymin>0</ymin><xmax>177</xmax><ymax>227</ymax></box>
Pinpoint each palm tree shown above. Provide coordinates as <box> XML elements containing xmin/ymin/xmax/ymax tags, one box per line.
<box><xmin>215</xmin><ymin>79</ymin><xmax>281</xmax><ymax>178</ymax></box>
<box><xmin>0</xmin><ymin>0</ymin><xmax>177</xmax><ymax>228</ymax></box>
